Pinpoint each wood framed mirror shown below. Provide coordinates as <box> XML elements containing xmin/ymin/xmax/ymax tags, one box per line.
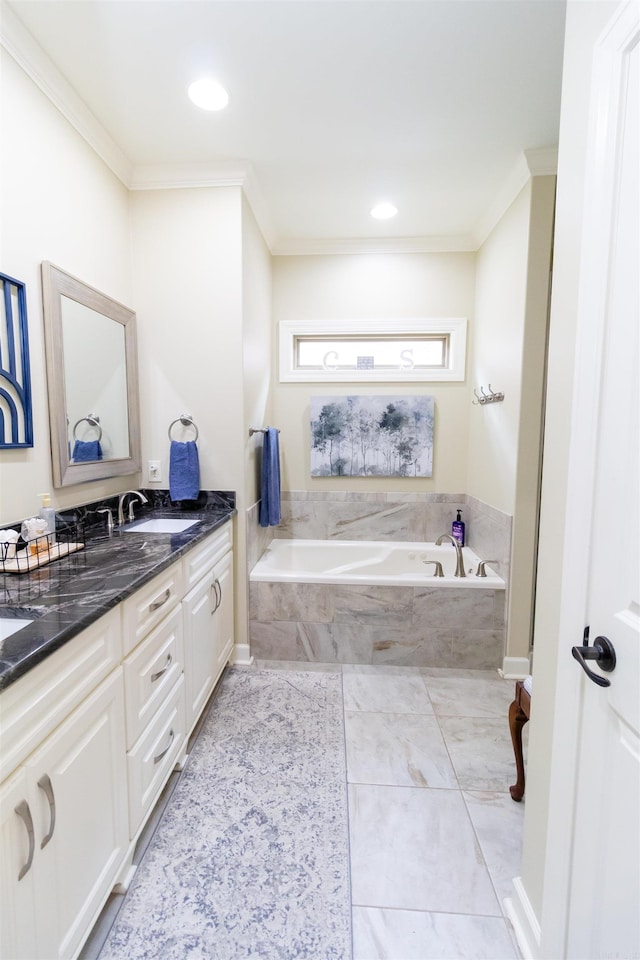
<box><xmin>41</xmin><ymin>262</ymin><xmax>141</xmax><ymax>487</ymax></box>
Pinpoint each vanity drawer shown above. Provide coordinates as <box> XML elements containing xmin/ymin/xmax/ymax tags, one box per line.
<box><xmin>183</xmin><ymin>522</ymin><xmax>232</xmax><ymax>590</ymax></box>
<box><xmin>122</xmin><ymin>604</ymin><xmax>183</xmax><ymax>750</ymax></box>
<box><xmin>121</xmin><ymin>560</ymin><xmax>184</xmax><ymax>656</ymax></box>
<box><xmin>127</xmin><ymin>674</ymin><xmax>185</xmax><ymax>838</ymax></box>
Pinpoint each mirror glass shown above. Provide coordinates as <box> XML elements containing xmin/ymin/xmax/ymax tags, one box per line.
<box><xmin>42</xmin><ymin>262</ymin><xmax>141</xmax><ymax>487</ymax></box>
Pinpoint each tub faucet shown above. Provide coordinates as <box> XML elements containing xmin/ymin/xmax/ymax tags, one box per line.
<box><xmin>435</xmin><ymin>533</ymin><xmax>466</xmax><ymax>578</ymax></box>
<box><xmin>117</xmin><ymin>490</ymin><xmax>148</xmax><ymax>526</ymax></box>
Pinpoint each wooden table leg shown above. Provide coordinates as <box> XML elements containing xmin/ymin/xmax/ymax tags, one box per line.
<box><xmin>509</xmin><ymin>680</ymin><xmax>530</xmax><ymax>802</ymax></box>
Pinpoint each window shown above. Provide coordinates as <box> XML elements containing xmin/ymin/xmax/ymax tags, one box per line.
<box><xmin>279</xmin><ymin>319</ymin><xmax>467</xmax><ymax>382</ymax></box>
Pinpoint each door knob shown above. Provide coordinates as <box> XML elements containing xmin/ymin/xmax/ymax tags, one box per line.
<box><xmin>571</xmin><ymin>630</ymin><xmax>616</xmax><ymax>687</ymax></box>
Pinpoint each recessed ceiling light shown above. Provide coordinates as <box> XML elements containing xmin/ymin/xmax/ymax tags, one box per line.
<box><xmin>370</xmin><ymin>202</ymin><xmax>398</xmax><ymax>220</ymax></box>
<box><xmin>188</xmin><ymin>78</ymin><xmax>229</xmax><ymax>111</ymax></box>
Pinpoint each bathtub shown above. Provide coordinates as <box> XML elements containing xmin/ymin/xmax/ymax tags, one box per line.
<box><xmin>250</xmin><ymin>539</ymin><xmax>504</xmax><ymax>589</ymax></box>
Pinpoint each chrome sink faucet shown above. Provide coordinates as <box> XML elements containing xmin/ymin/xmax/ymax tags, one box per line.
<box><xmin>117</xmin><ymin>490</ymin><xmax>148</xmax><ymax>526</ymax></box>
<box><xmin>435</xmin><ymin>533</ymin><xmax>466</xmax><ymax>577</ymax></box>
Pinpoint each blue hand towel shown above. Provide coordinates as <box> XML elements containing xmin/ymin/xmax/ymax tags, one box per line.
<box><xmin>170</xmin><ymin>440</ymin><xmax>200</xmax><ymax>501</ymax></box>
<box><xmin>71</xmin><ymin>439</ymin><xmax>103</xmax><ymax>462</ymax></box>
<box><xmin>259</xmin><ymin>428</ymin><xmax>281</xmax><ymax>527</ymax></box>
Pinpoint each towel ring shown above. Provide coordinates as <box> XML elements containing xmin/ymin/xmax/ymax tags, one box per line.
<box><xmin>168</xmin><ymin>415</ymin><xmax>199</xmax><ymax>441</ymax></box>
<box><xmin>72</xmin><ymin>414</ymin><xmax>102</xmax><ymax>442</ymax></box>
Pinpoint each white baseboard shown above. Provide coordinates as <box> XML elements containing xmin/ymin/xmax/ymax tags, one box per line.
<box><xmin>504</xmin><ymin>877</ymin><xmax>541</xmax><ymax>959</ymax></box>
<box><xmin>231</xmin><ymin>643</ymin><xmax>253</xmax><ymax>666</ymax></box>
<box><xmin>500</xmin><ymin>656</ymin><xmax>531</xmax><ymax>679</ymax></box>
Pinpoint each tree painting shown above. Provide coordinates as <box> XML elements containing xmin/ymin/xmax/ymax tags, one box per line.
<box><xmin>310</xmin><ymin>395</ymin><xmax>434</xmax><ymax>477</ymax></box>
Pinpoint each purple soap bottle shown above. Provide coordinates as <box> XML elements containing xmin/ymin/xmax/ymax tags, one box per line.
<box><xmin>452</xmin><ymin>508</ymin><xmax>465</xmax><ymax>547</ymax></box>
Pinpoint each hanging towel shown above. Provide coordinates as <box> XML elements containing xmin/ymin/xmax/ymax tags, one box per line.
<box><xmin>259</xmin><ymin>428</ymin><xmax>281</xmax><ymax>527</ymax></box>
<box><xmin>71</xmin><ymin>439</ymin><xmax>103</xmax><ymax>462</ymax></box>
<box><xmin>170</xmin><ymin>440</ymin><xmax>200</xmax><ymax>501</ymax></box>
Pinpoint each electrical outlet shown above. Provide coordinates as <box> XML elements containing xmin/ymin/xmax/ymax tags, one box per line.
<box><xmin>148</xmin><ymin>460</ymin><xmax>161</xmax><ymax>483</ymax></box>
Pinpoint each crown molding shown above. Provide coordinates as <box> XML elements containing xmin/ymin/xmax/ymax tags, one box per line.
<box><xmin>0</xmin><ymin>0</ymin><xmax>133</xmax><ymax>186</ymax></box>
<box><xmin>272</xmin><ymin>235</ymin><xmax>477</xmax><ymax>256</ymax></box>
<box><xmin>472</xmin><ymin>146</ymin><xmax>558</xmax><ymax>249</ymax></box>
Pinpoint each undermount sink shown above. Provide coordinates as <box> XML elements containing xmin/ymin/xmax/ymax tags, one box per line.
<box><xmin>0</xmin><ymin>618</ymin><xmax>33</xmax><ymax>642</ymax></box>
<box><xmin>122</xmin><ymin>518</ymin><xmax>199</xmax><ymax>534</ymax></box>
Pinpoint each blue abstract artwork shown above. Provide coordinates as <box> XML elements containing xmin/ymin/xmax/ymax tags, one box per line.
<box><xmin>310</xmin><ymin>394</ymin><xmax>435</xmax><ymax>477</ymax></box>
<box><xmin>0</xmin><ymin>272</ymin><xmax>33</xmax><ymax>448</ymax></box>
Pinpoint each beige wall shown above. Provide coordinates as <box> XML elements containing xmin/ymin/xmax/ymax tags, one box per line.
<box><xmin>0</xmin><ymin>49</ymin><xmax>134</xmax><ymax>525</ymax></box>
<box><xmin>272</xmin><ymin>252</ymin><xmax>476</xmax><ymax>494</ymax></box>
<box><xmin>468</xmin><ymin>183</ymin><xmax>532</xmax><ymax>516</ymax></box>
<box><xmin>130</xmin><ymin>186</ymin><xmax>244</xmax><ymax>495</ymax></box>
<box><xmin>242</xmin><ymin>196</ymin><xmax>273</xmax><ymax>507</ymax></box>
<box><xmin>470</xmin><ymin>177</ymin><xmax>555</xmax><ymax>662</ymax></box>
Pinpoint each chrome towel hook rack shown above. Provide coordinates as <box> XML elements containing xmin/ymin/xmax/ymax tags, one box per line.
<box><xmin>473</xmin><ymin>385</ymin><xmax>505</xmax><ymax>405</ymax></box>
<box><xmin>249</xmin><ymin>426</ymin><xmax>280</xmax><ymax>436</ymax></box>
<box><xmin>168</xmin><ymin>414</ymin><xmax>199</xmax><ymax>441</ymax></box>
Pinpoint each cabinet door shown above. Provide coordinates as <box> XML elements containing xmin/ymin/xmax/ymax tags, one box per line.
<box><xmin>28</xmin><ymin>669</ymin><xmax>128</xmax><ymax>960</ymax></box>
<box><xmin>183</xmin><ymin>568</ymin><xmax>218</xmax><ymax>732</ymax></box>
<box><xmin>213</xmin><ymin>550</ymin><xmax>234</xmax><ymax>676</ymax></box>
<box><xmin>0</xmin><ymin>768</ymin><xmax>39</xmax><ymax>960</ymax></box>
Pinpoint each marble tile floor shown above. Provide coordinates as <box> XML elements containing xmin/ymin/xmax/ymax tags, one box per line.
<box><xmin>83</xmin><ymin>662</ymin><xmax>526</xmax><ymax>960</ymax></box>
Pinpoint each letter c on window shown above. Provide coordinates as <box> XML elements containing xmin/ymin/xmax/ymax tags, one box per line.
<box><xmin>323</xmin><ymin>350</ymin><xmax>339</xmax><ymax>371</ymax></box>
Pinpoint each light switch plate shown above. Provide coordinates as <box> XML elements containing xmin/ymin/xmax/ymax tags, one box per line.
<box><xmin>148</xmin><ymin>459</ymin><xmax>161</xmax><ymax>482</ymax></box>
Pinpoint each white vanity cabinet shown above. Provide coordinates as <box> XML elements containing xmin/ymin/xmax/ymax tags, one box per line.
<box><xmin>0</xmin><ymin>611</ymin><xmax>128</xmax><ymax>960</ymax></box>
<box><xmin>182</xmin><ymin>523</ymin><xmax>234</xmax><ymax>734</ymax></box>
<box><xmin>0</xmin><ymin>517</ymin><xmax>235</xmax><ymax>959</ymax></box>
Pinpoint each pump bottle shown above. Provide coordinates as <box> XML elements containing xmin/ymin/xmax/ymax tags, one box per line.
<box><xmin>39</xmin><ymin>493</ymin><xmax>57</xmax><ymax>545</ymax></box>
<box><xmin>452</xmin><ymin>508</ymin><xmax>465</xmax><ymax>547</ymax></box>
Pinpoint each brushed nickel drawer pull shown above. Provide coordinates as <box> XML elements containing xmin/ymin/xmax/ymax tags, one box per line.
<box><xmin>151</xmin><ymin>652</ymin><xmax>173</xmax><ymax>682</ymax></box>
<box><xmin>153</xmin><ymin>728</ymin><xmax>175</xmax><ymax>765</ymax></box>
<box><xmin>214</xmin><ymin>578</ymin><xmax>222</xmax><ymax>612</ymax></box>
<box><xmin>149</xmin><ymin>588</ymin><xmax>171</xmax><ymax>612</ymax></box>
<box><xmin>37</xmin><ymin>774</ymin><xmax>56</xmax><ymax>849</ymax></box>
<box><xmin>14</xmin><ymin>800</ymin><xmax>35</xmax><ymax>880</ymax></box>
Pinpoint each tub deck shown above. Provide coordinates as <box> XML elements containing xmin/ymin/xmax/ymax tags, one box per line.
<box><xmin>250</xmin><ymin>539</ymin><xmax>504</xmax><ymax>588</ymax></box>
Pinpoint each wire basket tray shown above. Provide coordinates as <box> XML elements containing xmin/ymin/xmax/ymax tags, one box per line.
<box><xmin>1</xmin><ymin>520</ymin><xmax>85</xmax><ymax>575</ymax></box>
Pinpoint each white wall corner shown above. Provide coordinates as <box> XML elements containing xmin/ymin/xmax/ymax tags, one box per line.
<box><xmin>230</xmin><ymin>643</ymin><xmax>253</xmax><ymax>666</ymax></box>
<box><xmin>500</xmin><ymin>656</ymin><xmax>531</xmax><ymax>679</ymax></box>
<box><xmin>0</xmin><ymin>0</ymin><xmax>133</xmax><ymax>186</ymax></box>
<box><xmin>471</xmin><ymin>147</ymin><xmax>558</xmax><ymax>250</ymax></box>
<box><xmin>504</xmin><ymin>877</ymin><xmax>542</xmax><ymax>960</ymax></box>
<box><xmin>524</xmin><ymin>147</ymin><xmax>559</xmax><ymax>177</ymax></box>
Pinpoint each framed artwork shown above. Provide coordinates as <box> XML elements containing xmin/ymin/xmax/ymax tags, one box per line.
<box><xmin>0</xmin><ymin>272</ymin><xmax>33</xmax><ymax>448</ymax></box>
<box><xmin>310</xmin><ymin>395</ymin><xmax>434</xmax><ymax>477</ymax></box>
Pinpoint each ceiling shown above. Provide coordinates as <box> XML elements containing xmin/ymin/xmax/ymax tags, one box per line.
<box><xmin>3</xmin><ymin>0</ymin><xmax>566</xmax><ymax>252</ymax></box>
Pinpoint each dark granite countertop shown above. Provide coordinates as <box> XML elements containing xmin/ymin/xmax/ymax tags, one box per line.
<box><xmin>0</xmin><ymin>490</ymin><xmax>235</xmax><ymax>691</ymax></box>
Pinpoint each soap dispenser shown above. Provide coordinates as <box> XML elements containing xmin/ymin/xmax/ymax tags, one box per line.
<box><xmin>39</xmin><ymin>493</ymin><xmax>57</xmax><ymax>545</ymax></box>
<box><xmin>452</xmin><ymin>508</ymin><xmax>465</xmax><ymax>547</ymax></box>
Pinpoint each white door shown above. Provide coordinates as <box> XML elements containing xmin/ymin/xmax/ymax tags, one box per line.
<box><xmin>547</xmin><ymin>3</ymin><xmax>639</xmax><ymax>957</ymax></box>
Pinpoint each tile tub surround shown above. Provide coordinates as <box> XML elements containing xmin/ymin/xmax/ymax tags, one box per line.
<box><xmin>249</xmin><ymin>580</ymin><xmax>506</xmax><ymax>668</ymax></box>
<box><xmin>0</xmin><ymin>491</ymin><xmax>235</xmax><ymax>689</ymax></box>
<box><xmin>97</xmin><ymin>667</ymin><xmax>351</xmax><ymax>960</ymax></box>
<box><xmin>272</xmin><ymin>491</ymin><xmax>512</xmax><ymax>585</ymax></box>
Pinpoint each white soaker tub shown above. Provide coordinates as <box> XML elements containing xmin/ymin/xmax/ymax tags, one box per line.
<box><xmin>250</xmin><ymin>539</ymin><xmax>504</xmax><ymax>589</ymax></box>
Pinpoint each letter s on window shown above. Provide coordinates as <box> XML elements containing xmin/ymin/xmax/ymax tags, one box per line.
<box><xmin>400</xmin><ymin>348</ymin><xmax>414</xmax><ymax>370</ymax></box>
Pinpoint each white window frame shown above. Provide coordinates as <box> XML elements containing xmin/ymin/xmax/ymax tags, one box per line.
<box><xmin>279</xmin><ymin>318</ymin><xmax>467</xmax><ymax>383</ymax></box>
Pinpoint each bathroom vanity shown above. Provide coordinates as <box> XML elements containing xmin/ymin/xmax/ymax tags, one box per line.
<box><xmin>0</xmin><ymin>499</ymin><xmax>235</xmax><ymax>960</ymax></box>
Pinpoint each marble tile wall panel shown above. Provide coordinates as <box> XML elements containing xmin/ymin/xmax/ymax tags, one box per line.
<box><xmin>465</xmin><ymin>496</ymin><xmax>512</xmax><ymax>584</ymax></box>
<box><xmin>333</xmin><ymin>585</ymin><xmax>414</xmax><ymax>625</ymax></box>
<box><xmin>246</xmin><ymin>501</ymin><xmax>273</xmax><ymax>569</ymax></box>
<box><xmin>412</xmin><ymin>586</ymin><xmax>501</xmax><ymax>631</ymax></box>
<box><xmin>326</xmin><ymin>502</ymin><xmax>423</xmax><ymax>541</ymax></box>
<box><xmin>250</xmin><ymin>580</ymin><xmax>506</xmax><ymax>669</ymax></box>
<box><xmin>252</xmin><ymin>581</ymin><xmax>335</xmax><ymax>623</ymax></box>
